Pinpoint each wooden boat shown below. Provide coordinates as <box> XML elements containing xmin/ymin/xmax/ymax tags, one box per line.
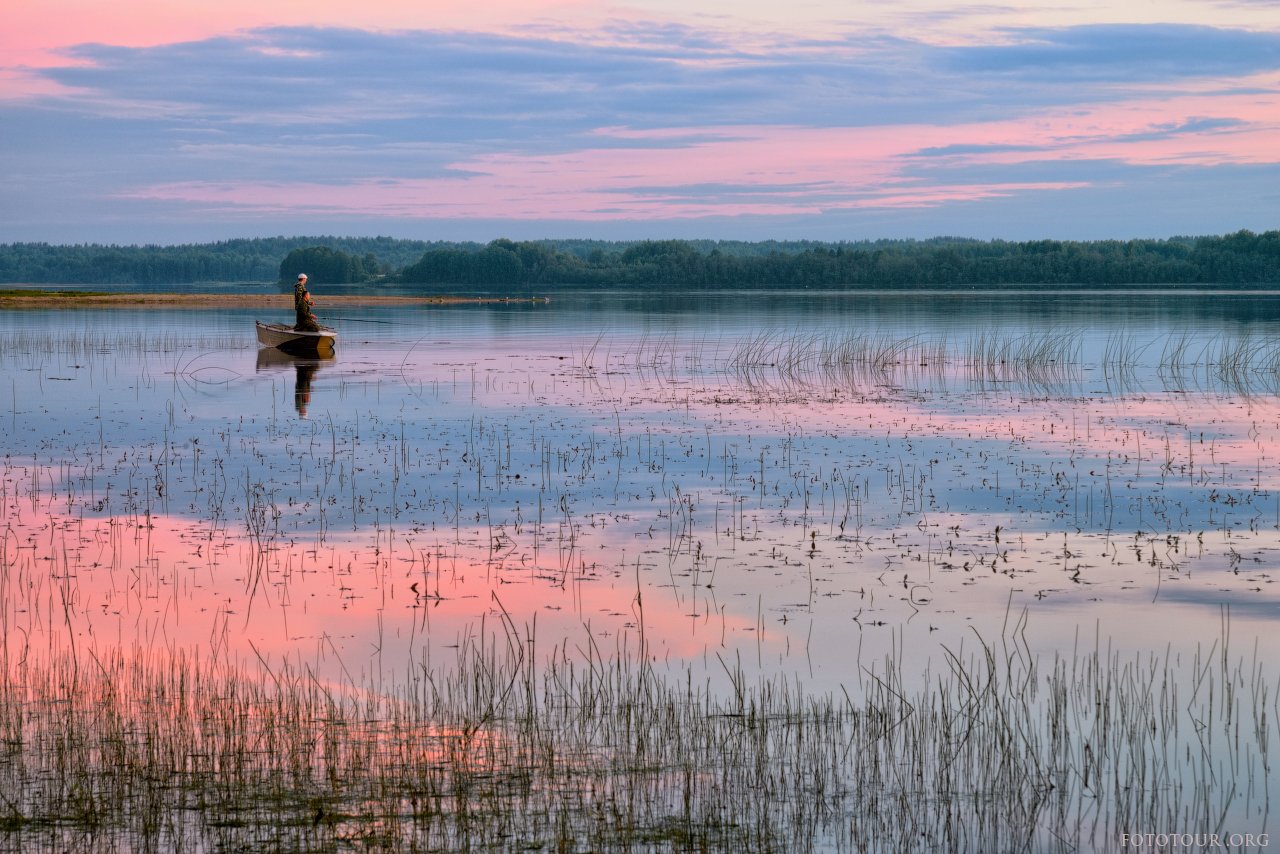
<box><xmin>255</xmin><ymin>321</ymin><xmax>336</xmax><ymax>356</ymax></box>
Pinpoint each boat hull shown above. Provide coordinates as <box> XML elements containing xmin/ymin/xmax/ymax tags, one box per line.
<box><xmin>255</xmin><ymin>321</ymin><xmax>336</xmax><ymax>356</ymax></box>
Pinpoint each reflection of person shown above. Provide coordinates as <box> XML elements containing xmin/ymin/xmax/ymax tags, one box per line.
<box><xmin>293</xmin><ymin>273</ymin><xmax>321</xmax><ymax>332</ymax></box>
<box><xmin>294</xmin><ymin>362</ymin><xmax>317</xmax><ymax>418</ymax></box>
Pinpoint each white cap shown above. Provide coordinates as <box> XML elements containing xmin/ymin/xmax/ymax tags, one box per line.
<box><xmin>297</xmin><ymin>273</ymin><xmax>308</xmax><ymax>280</ymax></box>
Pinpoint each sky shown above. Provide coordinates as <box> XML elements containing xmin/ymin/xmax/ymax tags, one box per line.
<box><xmin>3</xmin><ymin>0</ymin><xmax>1280</xmax><ymax>244</ymax></box>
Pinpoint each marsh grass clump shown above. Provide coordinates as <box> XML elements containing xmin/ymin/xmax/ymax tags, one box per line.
<box><xmin>0</xmin><ymin>627</ymin><xmax>1273</xmax><ymax>852</ymax></box>
<box><xmin>0</xmin><ymin>329</ymin><xmax>247</xmax><ymax>365</ymax></box>
<box><xmin>727</xmin><ymin>330</ymin><xmax>950</xmax><ymax>392</ymax></box>
<box><xmin>962</xmin><ymin>329</ymin><xmax>1082</xmax><ymax>389</ymax></box>
<box><xmin>725</xmin><ymin>329</ymin><xmax>1087</xmax><ymax>394</ymax></box>
<box><xmin>720</xmin><ymin>327</ymin><xmax>1280</xmax><ymax>396</ymax></box>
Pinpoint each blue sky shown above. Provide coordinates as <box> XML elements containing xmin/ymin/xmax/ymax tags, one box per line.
<box><xmin>3</xmin><ymin>1</ymin><xmax>1279</xmax><ymax>243</ymax></box>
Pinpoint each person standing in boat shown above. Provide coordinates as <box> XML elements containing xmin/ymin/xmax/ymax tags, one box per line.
<box><xmin>293</xmin><ymin>273</ymin><xmax>321</xmax><ymax>332</ymax></box>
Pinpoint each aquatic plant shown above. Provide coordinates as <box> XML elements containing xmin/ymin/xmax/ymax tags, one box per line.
<box><xmin>0</xmin><ymin>621</ymin><xmax>1272</xmax><ymax>852</ymax></box>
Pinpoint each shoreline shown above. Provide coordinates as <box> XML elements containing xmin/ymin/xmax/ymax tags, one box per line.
<box><xmin>0</xmin><ymin>291</ymin><xmax>542</xmax><ymax>308</ymax></box>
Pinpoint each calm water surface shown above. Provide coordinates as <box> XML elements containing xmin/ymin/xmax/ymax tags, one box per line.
<box><xmin>3</xmin><ymin>290</ymin><xmax>1279</xmax><ymax>695</ymax></box>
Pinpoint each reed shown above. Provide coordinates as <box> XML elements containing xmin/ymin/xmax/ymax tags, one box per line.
<box><xmin>0</xmin><ymin>623</ymin><xmax>1273</xmax><ymax>852</ymax></box>
<box><xmin>718</xmin><ymin>327</ymin><xmax>1280</xmax><ymax>396</ymax></box>
<box><xmin>0</xmin><ymin>329</ymin><xmax>247</xmax><ymax>362</ymax></box>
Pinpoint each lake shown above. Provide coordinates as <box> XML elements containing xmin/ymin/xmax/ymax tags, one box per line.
<box><xmin>1</xmin><ymin>287</ymin><xmax>1277</xmax><ymax>849</ymax></box>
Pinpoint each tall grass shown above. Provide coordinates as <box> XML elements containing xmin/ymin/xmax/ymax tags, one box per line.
<box><xmin>1</xmin><ymin>623</ymin><xmax>1273</xmax><ymax>851</ymax></box>
<box><xmin>0</xmin><ymin>329</ymin><xmax>248</xmax><ymax>362</ymax></box>
<box><xmin>718</xmin><ymin>327</ymin><xmax>1280</xmax><ymax>396</ymax></box>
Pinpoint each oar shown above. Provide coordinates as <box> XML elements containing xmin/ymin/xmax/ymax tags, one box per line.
<box><xmin>324</xmin><ymin>316</ymin><xmax>394</xmax><ymax>324</ymax></box>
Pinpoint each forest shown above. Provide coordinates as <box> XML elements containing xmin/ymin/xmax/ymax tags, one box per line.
<box><xmin>0</xmin><ymin>237</ymin><xmax>440</xmax><ymax>285</ymax></box>
<box><xmin>2</xmin><ymin>230</ymin><xmax>1279</xmax><ymax>288</ymax></box>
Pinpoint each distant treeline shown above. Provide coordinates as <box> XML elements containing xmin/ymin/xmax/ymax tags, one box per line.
<box><xmin>397</xmin><ymin>232</ymin><xmax>1280</xmax><ymax>288</ymax></box>
<box><xmin>0</xmin><ymin>237</ymin><xmax>444</xmax><ymax>285</ymax></box>
<box><xmin>2</xmin><ymin>230</ymin><xmax>1279</xmax><ymax>287</ymax></box>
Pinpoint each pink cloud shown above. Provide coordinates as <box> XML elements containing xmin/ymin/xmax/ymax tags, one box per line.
<box><xmin>12</xmin><ymin>4</ymin><xmax>1278</xmax><ymax>227</ymax></box>
<box><xmin>122</xmin><ymin>90</ymin><xmax>1280</xmax><ymax>221</ymax></box>
<box><xmin>118</xmin><ymin>123</ymin><xmax>1069</xmax><ymax>219</ymax></box>
<box><xmin>921</xmin><ymin>84</ymin><xmax>1280</xmax><ymax>169</ymax></box>
<box><xmin>0</xmin><ymin>0</ymin><xmax>587</xmax><ymax>98</ymax></box>
<box><xmin>5</xmin><ymin>0</ymin><xmax>586</xmax><ymax>60</ymax></box>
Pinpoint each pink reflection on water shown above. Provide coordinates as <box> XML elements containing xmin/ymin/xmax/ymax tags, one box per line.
<box><xmin>0</xmin><ymin>493</ymin><xmax>762</xmax><ymax>688</ymax></box>
<box><xmin>379</xmin><ymin>341</ymin><xmax>1280</xmax><ymax>682</ymax></box>
<box><xmin>5</xmin><ymin>327</ymin><xmax>1280</xmax><ymax>698</ymax></box>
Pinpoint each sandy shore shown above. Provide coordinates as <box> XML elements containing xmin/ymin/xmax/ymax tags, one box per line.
<box><xmin>0</xmin><ymin>291</ymin><xmax>540</xmax><ymax>308</ymax></box>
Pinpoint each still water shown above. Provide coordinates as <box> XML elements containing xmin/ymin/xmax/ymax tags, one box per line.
<box><xmin>2</xmin><ymin>289</ymin><xmax>1279</xmax><ymax>697</ymax></box>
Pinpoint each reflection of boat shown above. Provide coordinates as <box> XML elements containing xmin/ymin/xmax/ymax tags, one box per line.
<box><xmin>255</xmin><ymin>321</ymin><xmax>336</xmax><ymax>356</ymax></box>
<box><xmin>255</xmin><ymin>347</ymin><xmax>334</xmax><ymax>418</ymax></box>
<box><xmin>254</xmin><ymin>347</ymin><xmax>335</xmax><ymax>372</ymax></box>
